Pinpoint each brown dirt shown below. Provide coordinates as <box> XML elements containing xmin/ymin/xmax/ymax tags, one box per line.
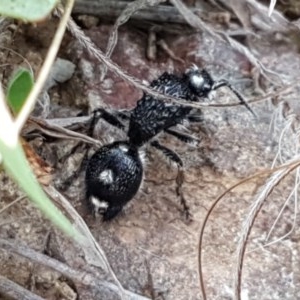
<box><xmin>1</xmin><ymin>5</ymin><xmax>300</xmax><ymax>300</ymax></box>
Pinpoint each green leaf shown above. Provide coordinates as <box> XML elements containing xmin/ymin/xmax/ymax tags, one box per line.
<box><xmin>7</xmin><ymin>69</ymin><xmax>34</xmax><ymax>115</ymax></box>
<box><xmin>0</xmin><ymin>0</ymin><xmax>58</xmax><ymax>22</ymax></box>
<box><xmin>0</xmin><ymin>139</ymin><xmax>80</xmax><ymax>240</ymax></box>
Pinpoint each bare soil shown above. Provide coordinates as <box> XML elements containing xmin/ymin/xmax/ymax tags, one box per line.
<box><xmin>1</xmin><ymin>3</ymin><xmax>300</xmax><ymax>300</ymax></box>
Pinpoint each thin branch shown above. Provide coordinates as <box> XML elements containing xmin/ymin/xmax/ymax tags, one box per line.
<box><xmin>14</xmin><ymin>0</ymin><xmax>75</xmax><ymax>134</ymax></box>
<box><xmin>0</xmin><ymin>238</ymin><xmax>150</xmax><ymax>300</ymax></box>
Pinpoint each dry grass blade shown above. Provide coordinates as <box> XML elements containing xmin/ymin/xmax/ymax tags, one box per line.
<box><xmin>265</xmin><ymin>173</ymin><xmax>299</xmax><ymax>244</ymax></box>
<box><xmin>197</xmin><ymin>159</ymin><xmax>300</xmax><ymax>299</ymax></box>
<box><xmin>0</xmin><ymin>238</ymin><xmax>150</xmax><ymax>300</ymax></box>
<box><xmin>197</xmin><ymin>173</ymin><xmax>264</xmax><ymax>299</ymax></box>
<box><xmin>233</xmin><ymin>159</ymin><xmax>300</xmax><ymax>300</ymax></box>
<box><xmin>268</xmin><ymin>0</ymin><xmax>277</xmax><ymax>17</ymax></box>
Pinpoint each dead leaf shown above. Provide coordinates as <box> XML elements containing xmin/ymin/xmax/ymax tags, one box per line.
<box><xmin>21</xmin><ymin>138</ymin><xmax>53</xmax><ymax>186</ymax></box>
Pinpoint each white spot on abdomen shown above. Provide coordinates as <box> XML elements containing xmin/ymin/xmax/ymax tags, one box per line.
<box><xmin>99</xmin><ymin>169</ymin><xmax>114</xmax><ymax>184</ymax></box>
<box><xmin>90</xmin><ymin>197</ymin><xmax>109</xmax><ymax>211</ymax></box>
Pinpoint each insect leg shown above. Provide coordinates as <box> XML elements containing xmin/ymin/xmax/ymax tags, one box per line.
<box><xmin>150</xmin><ymin>140</ymin><xmax>191</xmax><ymax>220</ymax></box>
<box><xmin>164</xmin><ymin>128</ymin><xmax>200</xmax><ymax>146</ymax></box>
<box><xmin>58</xmin><ymin>142</ymin><xmax>90</xmax><ymax>191</ymax></box>
<box><xmin>91</xmin><ymin>108</ymin><xmax>126</xmax><ymax>132</ymax></box>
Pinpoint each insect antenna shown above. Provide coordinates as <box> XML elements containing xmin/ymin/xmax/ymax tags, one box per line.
<box><xmin>213</xmin><ymin>79</ymin><xmax>256</xmax><ymax>117</ymax></box>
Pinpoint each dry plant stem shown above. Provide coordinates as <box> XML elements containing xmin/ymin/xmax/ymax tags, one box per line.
<box><xmin>58</xmin><ymin>10</ymin><xmax>280</xmax><ymax>113</ymax></box>
<box><xmin>0</xmin><ymin>46</ymin><xmax>34</xmax><ymax>74</ymax></box>
<box><xmin>68</xmin><ymin>3</ymin><xmax>289</xmax><ymax>112</ymax></box>
<box><xmin>0</xmin><ymin>274</ymin><xmax>44</xmax><ymax>300</ymax></box>
<box><xmin>0</xmin><ymin>195</ymin><xmax>26</xmax><ymax>215</ymax></box>
<box><xmin>198</xmin><ymin>173</ymin><xmax>264</xmax><ymax>300</ymax></box>
<box><xmin>265</xmin><ymin>175</ymin><xmax>299</xmax><ymax>244</ymax></box>
<box><xmin>62</xmin><ymin>12</ymin><xmax>200</xmax><ymax>108</ymax></box>
<box><xmin>171</xmin><ymin>0</ymin><xmax>283</xmax><ymax>83</ymax></box>
<box><xmin>102</xmin><ymin>0</ymin><xmax>165</xmax><ymax>79</ymax></box>
<box><xmin>234</xmin><ymin>161</ymin><xmax>300</xmax><ymax>300</ymax></box>
<box><xmin>44</xmin><ymin>185</ymin><xmax>126</xmax><ymax>298</ymax></box>
<box><xmin>106</xmin><ymin>0</ymin><xmax>165</xmax><ymax>58</ymax></box>
<box><xmin>0</xmin><ymin>238</ymin><xmax>150</xmax><ymax>300</ymax></box>
<box><xmin>28</xmin><ymin>117</ymin><xmax>102</xmax><ymax>146</ymax></box>
<box><xmin>14</xmin><ymin>0</ymin><xmax>75</xmax><ymax>135</ymax></box>
<box><xmin>197</xmin><ymin>159</ymin><xmax>300</xmax><ymax>300</ymax></box>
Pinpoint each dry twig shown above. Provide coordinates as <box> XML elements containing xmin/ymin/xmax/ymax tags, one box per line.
<box><xmin>0</xmin><ymin>275</ymin><xmax>44</xmax><ymax>300</ymax></box>
<box><xmin>0</xmin><ymin>238</ymin><xmax>150</xmax><ymax>300</ymax></box>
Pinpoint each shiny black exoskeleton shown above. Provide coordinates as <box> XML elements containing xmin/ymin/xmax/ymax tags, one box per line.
<box><xmin>85</xmin><ymin>141</ymin><xmax>143</xmax><ymax>221</ymax></box>
<box><xmin>85</xmin><ymin>66</ymin><xmax>254</xmax><ymax>220</ymax></box>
